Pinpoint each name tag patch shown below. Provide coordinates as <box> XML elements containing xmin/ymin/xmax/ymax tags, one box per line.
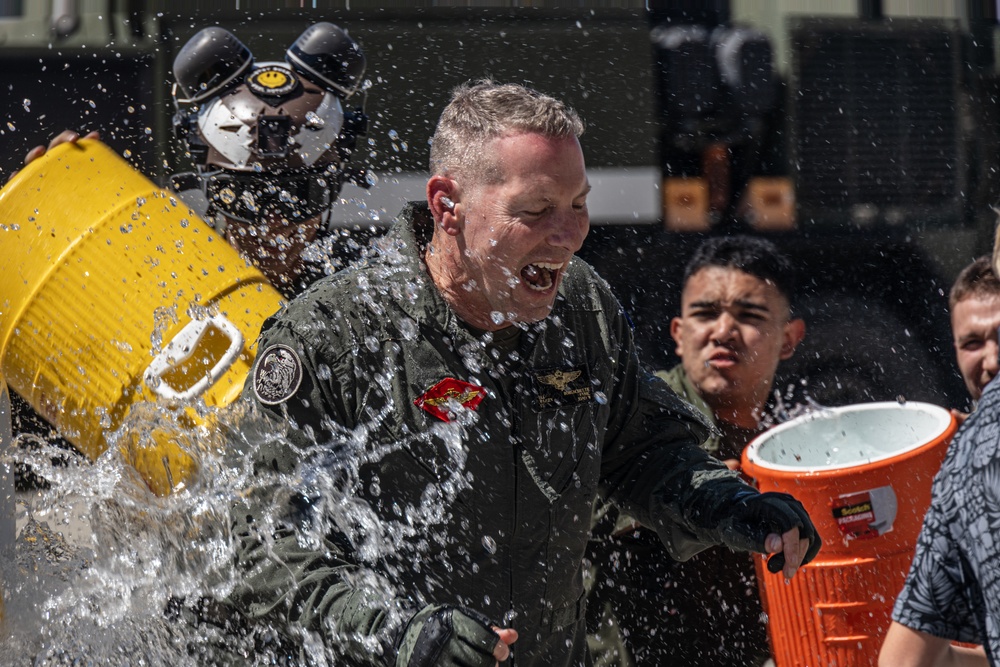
<box><xmin>532</xmin><ymin>365</ymin><xmax>593</xmax><ymax>411</ymax></box>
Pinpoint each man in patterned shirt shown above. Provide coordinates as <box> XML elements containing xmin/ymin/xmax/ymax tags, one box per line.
<box><xmin>878</xmin><ymin>254</ymin><xmax>1000</xmax><ymax>665</ymax></box>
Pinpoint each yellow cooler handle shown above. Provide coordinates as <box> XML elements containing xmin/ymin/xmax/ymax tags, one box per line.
<box><xmin>143</xmin><ymin>315</ymin><xmax>244</xmax><ymax>402</ymax></box>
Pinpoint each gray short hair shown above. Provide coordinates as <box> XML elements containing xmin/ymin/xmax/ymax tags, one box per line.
<box><xmin>429</xmin><ymin>80</ymin><xmax>585</xmax><ymax>184</ymax></box>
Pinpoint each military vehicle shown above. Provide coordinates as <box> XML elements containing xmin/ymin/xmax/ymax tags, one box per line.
<box><xmin>3</xmin><ymin>0</ymin><xmax>994</xmax><ymax>410</ymax></box>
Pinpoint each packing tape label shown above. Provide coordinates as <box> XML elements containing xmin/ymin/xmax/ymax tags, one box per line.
<box><xmin>831</xmin><ymin>485</ymin><xmax>898</xmax><ymax>540</ymax></box>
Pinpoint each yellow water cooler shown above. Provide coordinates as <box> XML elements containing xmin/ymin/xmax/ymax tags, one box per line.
<box><xmin>0</xmin><ymin>139</ymin><xmax>286</xmax><ymax>495</ymax></box>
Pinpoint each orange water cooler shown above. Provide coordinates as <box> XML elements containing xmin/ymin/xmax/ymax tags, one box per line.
<box><xmin>0</xmin><ymin>139</ymin><xmax>286</xmax><ymax>495</ymax></box>
<box><xmin>742</xmin><ymin>401</ymin><xmax>956</xmax><ymax>666</ymax></box>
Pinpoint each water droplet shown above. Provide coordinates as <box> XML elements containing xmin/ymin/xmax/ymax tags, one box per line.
<box><xmin>481</xmin><ymin>535</ymin><xmax>497</xmax><ymax>554</ymax></box>
<box><xmin>304</xmin><ymin>110</ymin><xmax>325</xmax><ymax>128</ymax></box>
<box><xmin>490</xmin><ymin>311</ymin><xmax>505</xmax><ymax>325</ymax></box>
<box><xmin>22</xmin><ymin>98</ymin><xmax>30</xmax><ymax>112</ymax></box>
<box><xmin>239</xmin><ymin>191</ymin><xmax>258</xmax><ymax>212</ymax></box>
<box><xmin>365</xmin><ymin>336</ymin><xmax>380</xmax><ymax>353</ymax></box>
<box><xmin>594</xmin><ymin>391</ymin><xmax>608</xmax><ymax>405</ymax></box>
<box><xmin>96</xmin><ymin>407</ymin><xmax>112</xmax><ymax>429</ymax></box>
<box><xmin>398</xmin><ymin>317</ymin><xmax>418</xmax><ymax>340</ymax></box>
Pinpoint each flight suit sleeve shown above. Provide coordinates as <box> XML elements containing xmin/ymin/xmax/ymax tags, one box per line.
<box><xmin>225</xmin><ymin>311</ymin><xmax>412</xmax><ymax>665</ymax></box>
<box><xmin>597</xmin><ymin>306</ymin><xmax>759</xmax><ymax>561</ymax></box>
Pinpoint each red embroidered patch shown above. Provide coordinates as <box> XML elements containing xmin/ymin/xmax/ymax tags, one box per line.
<box><xmin>414</xmin><ymin>377</ymin><xmax>486</xmax><ymax>422</ymax></box>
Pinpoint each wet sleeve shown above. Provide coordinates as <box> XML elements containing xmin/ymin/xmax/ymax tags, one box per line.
<box><xmin>229</xmin><ymin>496</ymin><xmax>408</xmax><ymax>663</ymax></box>
<box><xmin>226</xmin><ymin>312</ymin><xmax>412</xmax><ymax>665</ymax></box>
<box><xmin>241</xmin><ymin>312</ymin><xmax>356</xmax><ymax>451</ymax></box>
<box><xmin>598</xmin><ymin>307</ymin><xmax>758</xmax><ymax>561</ymax></box>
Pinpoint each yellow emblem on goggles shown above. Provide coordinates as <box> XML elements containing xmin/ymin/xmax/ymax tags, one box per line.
<box><xmin>247</xmin><ymin>66</ymin><xmax>298</xmax><ymax>96</ymax></box>
<box><xmin>254</xmin><ymin>70</ymin><xmax>288</xmax><ymax>88</ymax></box>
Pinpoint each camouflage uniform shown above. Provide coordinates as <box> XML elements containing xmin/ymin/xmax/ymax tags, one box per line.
<box><xmin>228</xmin><ymin>202</ymin><xmax>764</xmax><ymax>666</ymax></box>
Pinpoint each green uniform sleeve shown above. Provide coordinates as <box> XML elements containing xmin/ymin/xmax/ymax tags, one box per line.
<box><xmin>229</xmin><ymin>501</ymin><xmax>405</xmax><ymax>663</ymax></box>
<box><xmin>597</xmin><ymin>306</ymin><xmax>758</xmax><ymax>561</ymax></box>
<box><xmin>226</xmin><ymin>312</ymin><xmax>410</xmax><ymax>665</ymax></box>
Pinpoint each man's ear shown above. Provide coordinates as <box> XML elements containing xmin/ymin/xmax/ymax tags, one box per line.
<box><xmin>670</xmin><ymin>316</ymin><xmax>685</xmax><ymax>358</ymax></box>
<box><xmin>780</xmin><ymin>318</ymin><xmax>806</xmax><ymax>360</ymax></box>
<box><xmin>427</xmin><ymin>175</ymin><xmax>462</xmax><ymax>235</ymax></box>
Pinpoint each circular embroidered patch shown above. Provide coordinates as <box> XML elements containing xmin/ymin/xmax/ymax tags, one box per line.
<box><xmin>253</xmin><ymin>344</ymin><xmax>303</xmax><ymax>405</ymax></box>
<box><xmin>247</xmin><ymin>65</ymin><xmax>299</xmax><ymax>97</ymax></box>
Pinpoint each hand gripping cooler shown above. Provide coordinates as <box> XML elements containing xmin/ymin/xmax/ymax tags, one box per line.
<box><xmin>0</xmin><ymin>139</ymin><xmax>285</xmax><ymax>495</ymax></box>
<box><xmin>741</xmin><ymin>401</ymin><xmax>957</xmax><ymax>667</ymax></box>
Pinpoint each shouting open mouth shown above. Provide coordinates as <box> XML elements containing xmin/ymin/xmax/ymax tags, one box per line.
<box><xmin>521</xmin><ymin>261</ymin><xmax>564</xmax><ymax>292</ymax></box>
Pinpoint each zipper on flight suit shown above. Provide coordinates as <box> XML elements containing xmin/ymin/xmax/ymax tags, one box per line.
<box><xmin>492</xmin><ymin>374</ymin><xmax>521</xmax><ymax>666</ymax></box>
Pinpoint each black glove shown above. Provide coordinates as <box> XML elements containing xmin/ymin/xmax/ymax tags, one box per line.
<box><xmin>395</xmin><ymin>604</ymin><xmax>502</xmax><ymax>667</ymax></box>
<box><xmin>721</xmin><ymin>491</ymin><xmax>822</xmax><ymax>574</ymax></box>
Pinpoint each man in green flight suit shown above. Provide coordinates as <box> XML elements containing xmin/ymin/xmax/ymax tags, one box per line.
<box><xmin>229</xmin><ymin>82</ymin><xmax>819</xmax><ymax>667</ymax></box>
<box><xmin>588</xmin><ymin>235</ymin><xmax>806</xmax><ymax>666</ymax></box>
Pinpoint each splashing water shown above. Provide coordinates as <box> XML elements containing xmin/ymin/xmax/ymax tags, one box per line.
<box><xmin>758</xmin><ymin>380</ymin><xmax>829</xmax><ymax>431</ymax></box>
<box><xmin>2</xmin><ymin>379</ymin><xmax>474</xmax><ymax>664</ymax></box>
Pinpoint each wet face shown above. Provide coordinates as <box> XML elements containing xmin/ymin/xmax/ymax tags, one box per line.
<box><xmin>223</xmin><ymin>211</ymin><xmax>323</xmax><ymax>291</ymax></box>
<box><xmin>670</xmin><ymin>266</ymin><xmax>804</xmax><ymax>427</ymax></box>
<box><xmin>951</xmin><ymin>294</ymin><xmax>1000</xmax><ymax>401</ymax></box>
<box><xmin>433</xmin><ymin>133</ymin><xmax>590</xmax><ymax>330</ymax></box>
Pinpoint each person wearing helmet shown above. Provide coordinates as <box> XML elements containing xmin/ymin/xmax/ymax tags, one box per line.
<box><xmin>11</xmin><ymin>23</ymin><xmax>374</xmax><ymax>492</ymax></box>
<box><xmin>170</xmin><ymin>23</ymin><xmax>374</xmax><ymax>297</ymax></box>
<box><xmin>21</xmin><ymin>22</ymin><xmax>373</xmax><ymax>299</ymax></box>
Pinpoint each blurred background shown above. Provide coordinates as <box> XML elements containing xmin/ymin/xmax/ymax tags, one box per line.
<box><xmin>3</xmin><ymin>0</ymin><xmax>997</xmax><ymax>411</ymax></box>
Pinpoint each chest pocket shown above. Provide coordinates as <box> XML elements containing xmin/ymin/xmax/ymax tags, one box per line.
<box><xmin>521</xmin><ymin>398</ymin><xmax>601</xmax><ymax>502</ymax></box>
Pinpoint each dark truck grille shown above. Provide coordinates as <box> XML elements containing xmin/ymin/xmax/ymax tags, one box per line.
<box><xmin>790</xmin><ymin>19</ymin><xmax>964</xmax><ymax>226</ymax></box>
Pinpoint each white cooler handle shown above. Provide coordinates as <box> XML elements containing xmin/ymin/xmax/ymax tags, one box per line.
<box><xmin>144</xmin><ymin>314</ymin><xmax>244</xmax><ymax>401</ymax></box>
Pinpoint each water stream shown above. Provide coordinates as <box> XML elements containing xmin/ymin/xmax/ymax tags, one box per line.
<box><xmin>1</xmin><ymin>380</ymin><xmax>479</xmax><ymax>665</ymax></box>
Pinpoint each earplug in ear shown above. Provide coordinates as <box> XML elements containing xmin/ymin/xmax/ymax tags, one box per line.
<box><xmin>440</xmin><ymin>196</ymin><xmax>455</xmax><ymax>211</ymax></box>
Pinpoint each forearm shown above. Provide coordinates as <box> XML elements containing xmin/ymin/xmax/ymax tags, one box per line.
<box><xmin>601</xmin><ymin>360</ymin><xmax>749</xmax><ymax>557</ymax></box>
<box><xmin>879</xmin><ymin>622</ymin><xmax>988</xmax><ymax>667</ymax></box>
<box><xmin>641</xmin><ymin>450</ymin><xmax>755</xmax><ymax>558</ymax></box>
<box><xmin>620</xmin><ymin>441</ymin><xmax>741</xmax><ymax>524</ymax></box>
<box><xmin>230</xmin><ymin>509</ymin><xmax>407</xmax><ymax>665</ymax></box>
